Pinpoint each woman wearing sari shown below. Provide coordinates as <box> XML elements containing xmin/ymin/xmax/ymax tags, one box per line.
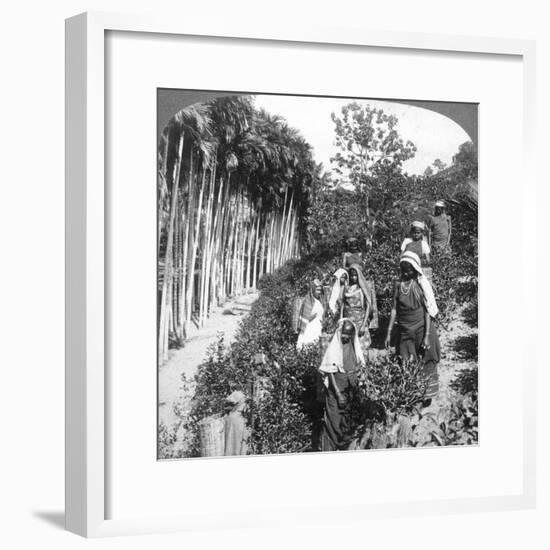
<box><xmin>341</xmin><ymin>264</ymin><xmax>379</xmax><ymax>355</ymax></box>
<box><xmin>384</xmin><ymin>250</ymin><xmax>440</xmax><ymax>401</ymax></box>
<box><xmin>296</xmin><ymin>278</ymin><xmax>325</xmax><ymax>350</ymax></box>
<box><xmin>318</xmin><ymin>318</ymin><xmax>365</xmax><ymax>451</ymax></box>
<box><xmin>401</xmin><ymin>221</ymin><xmax>432</xmax><ymax>282</ymax></box>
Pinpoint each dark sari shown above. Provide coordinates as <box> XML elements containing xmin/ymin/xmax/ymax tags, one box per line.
<box><xmin>320</xmin><ymin>342</ymin><xmax>360</xmax><ymax>451</ymax></box>
<box><xmin>396</xmin><ymin>280</ymin><xmax>440</xmax><ymax>398</ymax></box>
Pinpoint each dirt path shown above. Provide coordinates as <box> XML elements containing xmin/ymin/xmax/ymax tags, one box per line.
<box><xmin>434</xmin><ymin>306</ymin><xmax>477</xmax><ymax>408</ymax></box>
<box><xmin>403</xmin><ymin>304</ymin><xmax>478</xmax><ymax>446</ymax></box>
<box><xmin>158</xmin><ymin>291</ymin><xmax>258</xmax><ymax>456</ymax></box>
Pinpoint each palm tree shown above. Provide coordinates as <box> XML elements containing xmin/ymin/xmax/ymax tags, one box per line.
<box><xmin>157</xmin><ymin>95</ymin><xmax>318</xmax><ymax>364</ymax></box>
<box><xmin>157</xmin><ymin>104</ymin><xmax>213</xmax><ymax>361</ymax></box>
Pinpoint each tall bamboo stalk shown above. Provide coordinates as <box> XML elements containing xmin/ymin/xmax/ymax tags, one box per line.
<box><xmin>184</xmin><ymin>148</ymin><xmax>206</xmax><ymax>334</ymax></box>
<box><xmin>158</xmin><ymin>131</ymin><xmax>184</xmax><ymax>362</ymax></box>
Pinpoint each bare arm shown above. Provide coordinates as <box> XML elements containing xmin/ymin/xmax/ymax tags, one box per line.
<box><xmin>446</xmin><ymin>216</ymin><xmax>452</xmax><ymax>246</ymax></box>
<box><xmin>422</xmin><ymin>310</ymin><xmax>431</xmax><ymax>349</ymax></box>
<box><xmin>385</xmin><ymin>282</ymin><xmax>398</xmax><ymax>347</ymax></box>
<box><xmin>360</xmin><ymin>293</ymin><xmax>370</xmax><ymax>335</ymax></box>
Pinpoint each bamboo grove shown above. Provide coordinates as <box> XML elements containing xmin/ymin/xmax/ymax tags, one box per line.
<box><xmin>158</xmin><ymin>96</ymin><xmax>319</xmax><ymax>363</ymax></box>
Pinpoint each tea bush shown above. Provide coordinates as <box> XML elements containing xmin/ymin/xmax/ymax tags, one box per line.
<box><xmin>182</xmin><ymin>254</ymin><xmax>434</xmax><ymax>456</ymax></box>
<box><xmin>181</xmin><ymin>152</ymin><xmax>478</xmax><ymax>456</ymax></box>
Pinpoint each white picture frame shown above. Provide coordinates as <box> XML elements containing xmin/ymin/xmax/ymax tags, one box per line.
<box><xmin>65</xmin><ymin>11</ymin><xmax>537</xmax><ymax>537</ymax></box>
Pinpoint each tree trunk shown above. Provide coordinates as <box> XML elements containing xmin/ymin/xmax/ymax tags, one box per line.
<box><xmin>185</xmin><ymin>150</ymin><xmax>206</xmax><ymax>335</ymax></box>
<box><xmin>158</xmin><ymin>131</ymin><xmax>184</xmax><ymax>363</ymax></box>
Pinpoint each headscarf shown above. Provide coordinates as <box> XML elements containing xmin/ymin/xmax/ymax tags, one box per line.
<box><xmin>319</xmin><ymin>318</ymin><xmax>365</xmax><ymax>377</ymax></box>
<box><xmin>402</xmin><ymin>222</ymin><xmax>429</xmax><ymax>254</ymax></box>
<box><xmin>328</xmin><ymin>268</ymin><xmax>348</xmax><ymax>314</ymax></box>
<box><xmin>348</xmin><ymin>263</ymin><xmax>379</xmax><ymax>329</ymax></box>
<box><xmin>225</xmin><ymin>390</ymin><xmax>247</xmax><ymax>412</ymax></box>
<box><xmin>299</xmin><ymin>278</ymin><xmax>323</xmax><ymax>332</ymax></box>
<box><xmin>399</xmin><ymin>251</ymin><xmax>439</xmax><ymax>318</ymax></box>
<box><xmin>435</xmin><ymin>200</ymin><xmax>445</xmax><ymax>208</ymax></box>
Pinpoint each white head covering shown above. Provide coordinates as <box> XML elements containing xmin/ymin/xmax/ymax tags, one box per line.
<box><xmin>399</xmin><ymin>252</ymin><xmax>439</xmax><ymax>318</ymax></box>
<box><xmin>319</xmin><ymin>318</ymin><xmax>365</xmax><ymax>377</ymax></box>
<box><xmin>328</xmin><ymin>268</ymin><xmax>348</xmax><ymax>314</ymax></box>
<box><xmin>225</xmin><ymin>390</ymin><xmax>247</xmax><ymax>413</ymax></box>
<box><xmin>400</xmin><ymin>250</ymin><xmax>423</xmax><ymax>274</ymax></box>
<box><xmin>435</xmin><ymin>200</ymin><xmax>445</xmax><ymax>208</ymax></box>
<box><xmin>411</xmin><ymin>220</ymin><xmax>426</xmax><ymax>231</ymax></box>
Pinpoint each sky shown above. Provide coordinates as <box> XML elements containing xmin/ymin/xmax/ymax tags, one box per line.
<box><xmin>253</xmin><ymin>94</ymin><xmax>470</xmax><ymax>177</ymax></box>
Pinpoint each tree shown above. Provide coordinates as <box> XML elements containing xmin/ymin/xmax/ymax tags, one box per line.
<box><xmin>452</xmin><ymin>141</ymin><xmax>477</xmax><ymax>180</ymax></box>
<box><xmin>432</xmin><ymin>158</ymin><xmax>447</xmax><ymax>173</ymax></box>
<box><xmin>157</xmin><ymin>96</ymin><xmax>319</xmax><ymax>363</ymax></box>
<box><xmin>330</xmin><ymin>103</ymin><xmax>417</xmax><ymax>188</ymax></box>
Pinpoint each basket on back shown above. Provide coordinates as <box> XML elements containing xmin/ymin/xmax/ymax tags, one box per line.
<box><xmin>290</xmin><ymin>296</ymin><xmax>304</xmax><ymax>333</ymax></box>
<box><xmin>198</xmin><ymin>414</ymin><xmax>225</xmax><ymax>457</ymax></box>
<box><xmin>318</xmin><ymin>333</ymin><xmax>331</xmax><ymax>357</ymax></box>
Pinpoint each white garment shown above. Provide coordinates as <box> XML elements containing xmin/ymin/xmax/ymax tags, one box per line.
<box><xmin>400</xmin><ymin>252</ymin><xmax>439</xmax><ymax>318</ymax></box>
<box><xmin>328</xmin><ymin>268</ymin><xmax>348</xmax><ymax>314</ymax></box>
<box><xmin>296</xmin><ymin>299</ymin><xmax>324</xmax><ymax>349</ymax></box>
<box><xmin>318</xmin><ymin>318</ymin><xmax>365</xmax><ymax>387</ymax></box>
<box><xmin>417</xmin><ymin>275</ymin><xmax>439</xmax><ymax>318</ymax></box>
<box><xmin>319</xmin><ymin>318</ymin><xmax>365</xmax><ymax>375</ymax></box>
<box><xmin>400</xmin><ymin>237</ymin><xmax>430</xmax><ymax>255</ymax></box>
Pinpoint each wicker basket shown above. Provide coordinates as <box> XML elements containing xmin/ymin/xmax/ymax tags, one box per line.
<box><xmin>198</xmin><ymin>414</ymin><xmax>225</xmax><ymax>457</ymax></box>
<box><xmin>318</xmin><ymin>333</ymin><xmax>331</xmax><ymax>357</ymax></box>
<box><xmin>290</xmin><ymin>296</ymin><xmax>304</xmax><ymax>333</ymax></box>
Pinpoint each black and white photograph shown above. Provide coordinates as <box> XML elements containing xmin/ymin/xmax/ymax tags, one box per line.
<box><xmin>157</xmin><ymin>90</ymin><xmax>478</xmax><ymax>459</ymax></box>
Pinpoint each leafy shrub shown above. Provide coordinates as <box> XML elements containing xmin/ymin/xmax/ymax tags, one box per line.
<box><xmin>359</xmin><ymin>354</ymin><xmax>428</xmax><ymax>417</ymax></box>
<box><xmin>181</xmin><ymin>150</ymin><xmax>478</xmax><ymax>455</ymax></box>
<box><xmin>158</xmin><ymin>421</ymin><xmax>180</xmax><ymax>459</ymax></box>
<box><xmin>451</xmin><ymin>365</ymin><xmax>479</xmax><ymax>396</ymax></box>
<box><xmin>429</xmin><ymin>393</ymin><xmax>478</xmax><ymax>446</ymax></box>
<box><xmin>452</xmin><ymin>335</ymin><xmax>478</xmax><ymax>362</ymax></box>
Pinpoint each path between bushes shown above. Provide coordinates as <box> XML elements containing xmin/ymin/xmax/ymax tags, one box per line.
<box><xmin>410</xmin><ymin>304</ymin><xmax>477</xmax><ymax>444</ymax></box>
<box><xmin>436</xmin><ymin>307</ymin><xmax>477</xmax><ymax>406</ymax></box>
<box><xmin>158</xmin><ymin>291</ymin><xmax>259</xmax><ymax>454</ymax></box>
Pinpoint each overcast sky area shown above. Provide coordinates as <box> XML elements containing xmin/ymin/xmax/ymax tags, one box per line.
<box><xmin>253</xmin><ymin>94</ymin><xmax>470</xmax><ymax>177</ymax></box>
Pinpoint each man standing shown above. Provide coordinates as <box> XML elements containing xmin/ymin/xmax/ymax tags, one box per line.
<box><xmin>427</xmin><ymin>200</ymin><xmax>452</xmax><ymax>251</ymax></box>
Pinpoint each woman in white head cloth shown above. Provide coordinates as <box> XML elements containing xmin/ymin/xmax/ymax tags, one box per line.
<box><xmin>318</xmin><ymin>318</ymin><xmax>365</xmax><ymax>451</ymax></box>
<box><xmin>296</xmin><ymin>278</ymin><xmax>325</xmax><ymax>350</ymax></box>
<box><xmin>384</xmin><ymin>251</ymin><xmax>440</xmax><ymax>402</ymax></box>
<box><xmin>401</xmin><ymin>221</ymin><xmax>431</xmax><ymax>263</ymax></box>
<box><xmin>223</xmin><ymin>391</ymin><xmax>250</xmax><ymax>456</ymax></box>
<box><xmin>401</xmin><ymin>220</ymin><xmax>432</xmax><ymax>282</ymax></box>
<box><xmin>328</xmin><ymin>268</ymin><xmax>348</xmax><ymax>316</ymax></box>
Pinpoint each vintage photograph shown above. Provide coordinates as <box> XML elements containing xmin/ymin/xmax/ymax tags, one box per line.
<box><xmin>157</xmin><ymin>90</ymin><xmax>478</xmax><ymax>459</ymax></box>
